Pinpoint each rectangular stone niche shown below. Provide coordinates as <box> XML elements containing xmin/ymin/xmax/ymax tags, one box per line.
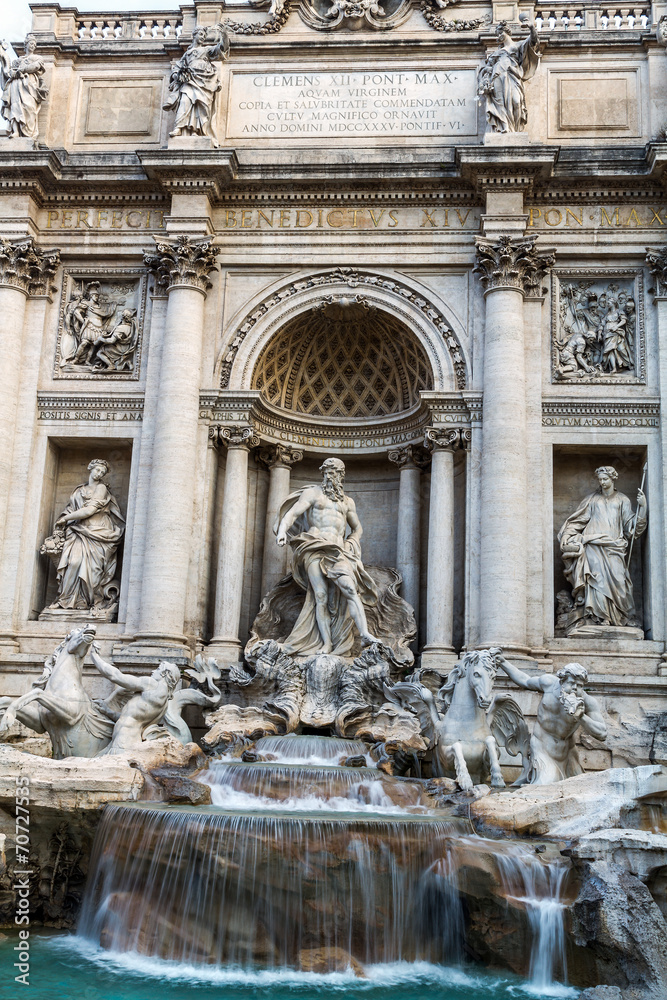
<box><xmin>31</xmin><ymin>439</ymin><xmax>133</xmax><ymax>621</ymax></box>
<box><xmin>552</xmin><ymin>447</ymin><xmax>647</xmax><ymax>638</ymax></box>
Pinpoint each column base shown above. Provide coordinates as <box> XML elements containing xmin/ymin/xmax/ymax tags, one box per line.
<box><xmin>474</xmin><ymin>642</ymin><xmax>535</xmax><ymax>661</ymax></box>
<box><xmin>115</xmin><ymin>633</ymin><xmax>192</xmax><ymax>670</ymax></box>
<box><xmin>205</xmin><ymin>636</ymin><xmax>244</xmax><ymax>666</ymax></box>
<box><xmin>420</xmin><ymin>644</ymin><xmax>459</xmax><ymax>673</ymax></box>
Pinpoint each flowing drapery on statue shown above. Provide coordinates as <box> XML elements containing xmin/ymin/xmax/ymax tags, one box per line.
<box><xmin>477</xmin><ymin>21</ymin><xmax>541</xmax><ymax>134</ymax></box>
<box><xmin>0</xmin><ymin>36</ymin><xmax>48</xmax><ymax>140</ymax></box>
<box><xmin>558</xmin><ymin>465</ymin><xmax>647</xmax><ymax>629</ymax></box>
<box><xmin>163</xmin><ymin>24</ymin><xmax>229</xmax><ymax>146</ymax></box>
<box><xmin>274</xmin><ymin>458</ymin><xmax>378</xmax><ymax>657</ymax></box>
<box><xmin>43</xmin><ymin>459</ymin><xmax>125</xmax><ymax>616</ymax></box>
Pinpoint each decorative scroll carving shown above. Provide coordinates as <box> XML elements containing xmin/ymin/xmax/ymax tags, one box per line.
<box><xmin>0</xmin><ymin>36</ymin><xmax>48</xmax><ymax>141</ymax></box>
<box><xmin>225</xmin><ymin>0</ymin><xmax>292</xmax><ymax>34</ymax></box>
<box><xmin>163</xmin><ymin>24</ymin><xmax>229</xmax><ymax>146</ymax></box>
<box><xmin>0</xmin><ymin>237</ymin><xmax>59</xmax><ymax>295</ymax></box>
<box><xmin>55</xmin><ymin>270</ymin><xmax>147</xmax><ymax>379</ymax></box>
<box><xmin>474</xmin><ymin>235</ymin><xmax>555</xmax><ymax>295</ymax></box>
<box><xmin>552</xmin><ymin>273</ymin><xmax>643</xmax><ymax>383</ymax></box>
<box><xmin>387</xmin><ymin>444</ymin><xmax>431</xmax><ymax>469</ymax></box>
<box><xmin>424</xmin><ymin>426</ymin><xmax>464</xmax><ymax>451</ymax></box>
<box><xmin>144</xmin><ymin>235</ymin><xmax>218</xmax><ymax>292</ymax></box>
<box><xmin>210</xmin><ymin>424</ymin><xmax>259</xmax><ymax>449</ymax></box>
<box><xmin>251</xmin><ymin>301</ymin><xmax>433</xmax><ymax>419</ymax></box>
<box><xmin>258</xmin><ymin>444</ymin><xmax>304</xmax><ymax>469</ymax></box>
<box><xmin>646</xmin><ymin>246</ymin><xmax>667</xmax><ymax>296</ymax></box>
<box><xmin>299</xmin><ymin>0</ymin><xmax>412</xmax><ymax>31</ymax></box>
<box><xmin>477</xmin><ymin>21</ymin><xmax>541</xmax><ymax>134</ymax></box>
<box><xmin>221</xmin><ymin>267</ymin><xmax>466</xmax><ymax>390</ymax></box>
<box><xmin>421</xmin><ymin>3</ymin><xmax>491</xmax><ymax>32</ymax></box>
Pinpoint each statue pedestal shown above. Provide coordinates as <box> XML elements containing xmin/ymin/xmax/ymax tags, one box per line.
<box><xmin>483</xmin><ymin>132</ymin><xmax>533</xmax><ymax>146</ymax></box>
<box><xmin>167</xmin><ymin>134</ymin><xmax>218</xmax><ymax>150</ymax></box>
<box><xmin>566</xmin><ymin>622</ymin><xmax>644</xmax><ymax>641</ymax></box>
<box><xmin>38</xmin><ymin>606</ymin><xmax>117</xmax><ymax>623</ymax></box>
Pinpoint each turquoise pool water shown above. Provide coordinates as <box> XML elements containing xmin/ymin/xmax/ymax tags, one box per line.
<box><xmin>0</xmin><ymin>933</ymin><xmax>577</xmax><ymax>1000</ymax></box>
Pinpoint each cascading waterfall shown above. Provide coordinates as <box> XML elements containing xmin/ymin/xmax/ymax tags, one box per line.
<box><xmin>497</xmin><ymin>848</ymin><xmax>569</xmax><ymax>989</ymax></box>
<box><xmin>78</xmin><ymin>802</ymin><xmax>464</xmax><ymax>969</ymax></box>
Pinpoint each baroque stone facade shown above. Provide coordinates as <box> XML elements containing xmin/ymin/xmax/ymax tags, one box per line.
<box><xmin>0</xmin><ymin>0</ymin><xmax>666</xmax><ymax>766</ymax></box>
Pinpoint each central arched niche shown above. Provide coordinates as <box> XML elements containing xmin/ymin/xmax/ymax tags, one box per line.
<box><xmin>251</xmin><ymin>300</ymin><xmax>433</xmax><ymax>419</ymax></box>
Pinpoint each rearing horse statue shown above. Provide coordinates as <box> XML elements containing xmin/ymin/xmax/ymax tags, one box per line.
<box><xmin>0</xmin><ymin>624</ymin><xmax>116</xmax><ymax>758</ymax></box>
<box><xmin>385</xmin><ymin>648</ymin><xmax>529</xmax><ymax>791</ymax></box>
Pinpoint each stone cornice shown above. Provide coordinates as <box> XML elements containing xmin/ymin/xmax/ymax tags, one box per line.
<box><xmin>0</xmin><ymin>238</ymin><xmax>60</xmax><ymax>295</ymax></box>
<box><xmin>36</xmin><ymin>393</ymin><xmax>145</xmax><ymax>422</ymax></box>
<box><xmin>137</xmin><ymin>151</ymin><xmax>239</xmax><ymax>196</ymax></box>
<box><xmin>541</xmin><ymin>398</ymin><xmax>660</xmax><ymax>428</ymax></box>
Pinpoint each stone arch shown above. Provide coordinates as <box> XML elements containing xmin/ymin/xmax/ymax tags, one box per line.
<box><xmin>251</xmin><ymin>301</ymin><xmax>433</xmax><ymax>420</ymax></box>
<box><xmin>219</xmin><ymin>267</ymin><xmax>468</xmax><ymax>393</ymax></box>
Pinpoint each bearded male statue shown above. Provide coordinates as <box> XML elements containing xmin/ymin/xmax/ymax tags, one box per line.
<box><xmin>274</xmin><ymin>458</ymin><xmax>379</xmax><ymax>657</ymax></box>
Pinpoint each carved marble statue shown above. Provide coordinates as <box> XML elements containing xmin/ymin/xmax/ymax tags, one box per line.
<box><xmin>555</xmin><ymin>280</ymin><xmax>637</xmax><ymax>381</ymax></box>
<box><xmin>0</xmin><ymin>36</ymin><xmax>48</xmax><ymax>140</ymax></box>
<box><xmin>91</xmin><ymin>646</ymin><xmax>181</xmax><ymax>753</ymax></box>
<box><xmin>40</xmin><ymin>459</ymin><xmax>125</xmax><ymax>620</ymax></box>
<box><xmin>476</xmin><ymin>20</ymin><xmax>540</xmax><ymax>134</ymax></box>
<box><xmin>163</xmin><ymin>24</ymin><xmax>229</xmax><ymax>146</ymax></box>
<box><xmin>557</xmin><ymin>465</ymin><xmax>647</xmax><ymax>632</ymax></box>
<box><xmin>59</xmin><ymin>280</ymin><xmax>141</xmax><ymax>373</ymax></box>
<box><xmin>384</xmin><ymin>649</ymin><xmax>529</xmax><ymax>791</ymax></box>
<box><xmin>496</xmin><ymin>653</ymin><xmax>607</xmax><ymax>785</ymax></box>
<box><xmin>0</xmin><ymin>625</ymin><xmax>116</xmax><ymax>758</ymax></box>
<box><xmin>274</xmin><ymin>457</ymin><xmax>379</xmax><ymax>656</ymax></box>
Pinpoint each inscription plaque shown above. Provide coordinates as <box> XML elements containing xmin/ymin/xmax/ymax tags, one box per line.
<box><xmin>227</xmin><ymin>70</ymin><xmax>477</xmax><ymax>139</ymax></box>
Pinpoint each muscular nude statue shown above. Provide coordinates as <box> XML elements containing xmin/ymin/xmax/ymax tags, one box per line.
<box><xmin>274</xmin><ymin>457</ymin><xmax>379</xmax><ymax>657</ymax></box>
<box><xmin>493</xmin><ymin>651</ymin><xmax>607</xmax><ymax>785</ymax></box>
<box><xmin>91</xmin><ymin>644</ymin><xmax>180</xmax><ymax>753</ymax></box>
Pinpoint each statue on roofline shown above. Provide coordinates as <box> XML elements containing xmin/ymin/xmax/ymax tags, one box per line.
<box><xmin>163</xmin><ymin>23</ymin><xmax>229</xmax><ymax>147</ymax></box>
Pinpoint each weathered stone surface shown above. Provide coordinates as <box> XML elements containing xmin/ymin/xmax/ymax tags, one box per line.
<box><xmin>470</xmin><ymin>766</ymin><xmax>667</xmax><ymax>837</ymax></box>
<box><xmin>298</xmin><ymin>947</ymin><xmax>365</xmax><ymax>977</ymax></box>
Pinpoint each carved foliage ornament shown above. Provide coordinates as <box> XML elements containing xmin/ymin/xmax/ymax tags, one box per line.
<box><xmin>421</xmin><ymin>2</ymin><xmax>491</xmax><ymax>32</ymax></box>
<box><xmin>299</xmin><ymin>0</ymin><xmax>412</xmax><ymax>31</ymax></box>
<box><xmin>474</xmin><ymin>235</ymin><xmax>555</xmax><ymax>296</ymax></box>
<box><xmin>144</xmin><ymin>235</ymin><xmax>218</xmax><ymax>292</ymax></box>
<box><xmin>225</xmin><ymin>0</ymin><xmax>293</xmax><ymax>34</ymax></box>
<box><xmin>646</xmin><ymin>246</ymin><xmax>667</xmax><ymax>295</ymax></box>
<box><xmin>221</xmin><ymin>266</ymin><xmax>466</xmax><ymax>390</ymax></box>
<box><xmin>0</xmin><ymin>237</ymin><xmax>60</xmax><ymax>296</ymax></box>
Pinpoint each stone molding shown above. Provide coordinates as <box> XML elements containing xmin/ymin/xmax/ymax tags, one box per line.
<box><xmin>210</xmin><ymin>424</ymin><xmax>260</xmax><ymax>450</ymax></box>
<box><xmin>143</xmin><ymin>234</ymin><xmax>218</xmax><ymax>292</ymax></box>
<box><xmin>387</xmin><ymin>443</ymin><xmax>431</xmax><ymax>470</ymax></box>
<box><xmin>542</xmin><ymin>398</ymin><xmax>660</xmax><ymax>428</ymax></box>
<box><xmin>474</xmin><ymin>235</ymin><xmax>556</xmax><ymax>296</ymax></box>
<box><xmin>37</xmin><ymin>393</ymin><xmax>144</xmax><ymax>422</ymax></box>
<box><xmin>221</xmin><ymin>266</ymin><xmax>468</xmax><ymax>391</ymax></box>
<box><xmin>257</xmin><ymin>443</ymin><xmax>304</xmax><ymax>469</ymax></box>
<box><xmin>0</xmin><ymin>237</ymin><xmax>60</xmax><ymax>296</ymax></box>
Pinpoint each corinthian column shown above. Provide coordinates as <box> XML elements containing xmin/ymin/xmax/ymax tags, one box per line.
<box><xmin>421</xmin><ymin>428</ymin><xmax>460</xmax><ymax>664</ymax></box>
<box><xmin>474</xmin><ymin>235</ymin><xmax>554</xmax><ymax>651</ymax></box>
<box><xmin>0</xmin><ymin>239</ymin><xmax>60</xmax><ymax>646</ymax></box>
<box><xmin>208</xmin><ymin>425</ymin><xmax>259</xmax><ymax>661</ymax></box>
<box><xmin>259</xmin><ymin>444</ymin><xmax>303</xmax><ymax>598</ymax></box>
<box><xmin>134</xmin><ymin>235</ymin><xmax>218</xmax><ymax>647</ymax></box>
<box><xmin>387</xmin><ymin>444</ymin><xmax>428</xmax><ymax>628</ymax></box>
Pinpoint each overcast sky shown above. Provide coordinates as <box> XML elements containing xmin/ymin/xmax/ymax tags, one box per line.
<box><xmin>1</xmin><ymin>1</ymin><xmax>185</xmax><ymax>42</ymax></box>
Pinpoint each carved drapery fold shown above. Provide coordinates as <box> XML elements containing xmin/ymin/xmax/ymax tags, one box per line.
<box><xmin>646</xmin><ymin>246</ymin><xmax>667</xmax><ymax>295</ymax></box>
<box><xmin>0</xmin><ymin>237</ymin><xmax>60</xmax><ymax>295</ymax></box>
<box><xmin>143</xmin><ymin>235</ymin><xmax>218</xmax><ymax>293</ymax></box>
<box><xmin>473</xmin><ymin>235</ymin><xmax>555</xmax><ymax>296</ymax></box>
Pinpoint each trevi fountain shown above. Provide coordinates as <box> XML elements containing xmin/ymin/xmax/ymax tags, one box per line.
<box><xmin>0</xmin><ymin>2</ymin><xmax>666</xmax><ymax>999</ymax></box>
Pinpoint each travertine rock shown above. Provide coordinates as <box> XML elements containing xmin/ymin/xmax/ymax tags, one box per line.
<box><xmin>470</xmin><ymin>765</ymin><xmax>667</xmax><ymax>837</ymax></box>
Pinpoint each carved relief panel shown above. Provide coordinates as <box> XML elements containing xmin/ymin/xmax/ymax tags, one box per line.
<box><xmin>551</xmin><ymin>269</ymin><xmax>644</xmax><ymax>384</ymax></box>
<box><xmin>54</xmin><ymin>268</ymin><xmax>148</xmax><ymax>380</ymax></box>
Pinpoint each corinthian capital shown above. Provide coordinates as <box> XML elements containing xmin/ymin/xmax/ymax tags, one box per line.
<box><xmin>143</xmin><ymin>234</ymin><xmax>218</xmax><ymax>293</ymax></box>
<box><xmin>474</xmin><ymin>235</ymin><xmax>555</xmax><ymax>297</ymax></box>
<box><xmin>0</xmin><ymin>237</ymin><xmax>60</xmax><ymax>296</ymax></box>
